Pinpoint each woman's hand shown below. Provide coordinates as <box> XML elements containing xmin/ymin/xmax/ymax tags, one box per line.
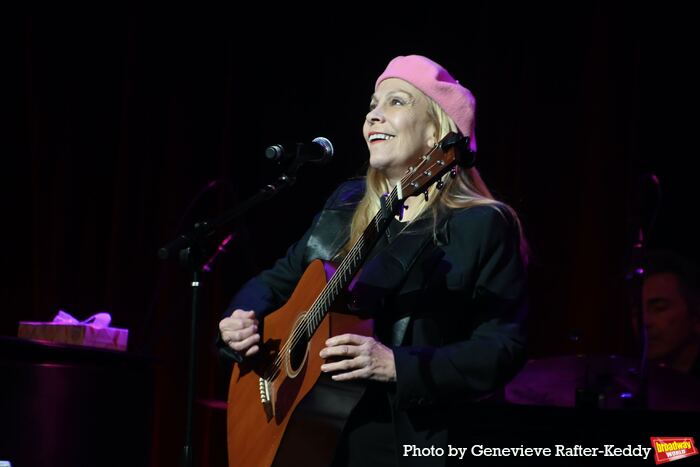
<box><xmin>219</xmin><ymin>309</ymin><xmax>260</xmax><ymax>357</ymax></box>
<box><xmin>319</xmin><ymin>333</ymin><xmax>396</xmax><ymax>382</ymax></box>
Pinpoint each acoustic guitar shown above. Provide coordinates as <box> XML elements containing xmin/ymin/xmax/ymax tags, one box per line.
<box><xmin>227</xmin><ymin>132</ymin><xmax>472</xmax><ymax>466</ymax></box>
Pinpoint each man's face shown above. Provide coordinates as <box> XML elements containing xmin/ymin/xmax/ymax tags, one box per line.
<box><xmin>643</xmin><ymin>272</ymin><xmax>699</xmax><ymax>359</ymax></box>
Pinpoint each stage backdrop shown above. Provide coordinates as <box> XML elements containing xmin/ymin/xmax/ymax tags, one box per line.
<box><xmin>4</xmin><ymin>6</ymin><xmax>698</xmax><ymax>466</ymax></box>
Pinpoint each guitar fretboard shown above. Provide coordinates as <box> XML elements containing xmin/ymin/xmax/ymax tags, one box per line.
<box><xmin>303</xmin><ymin>187</ymin><xmax>400</xmax><ymax>337</ymax></box>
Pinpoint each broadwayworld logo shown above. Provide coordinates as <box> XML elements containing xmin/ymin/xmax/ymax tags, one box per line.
<box><xmin>651</xmin><ymin>437</ymin><xmax>698</xmax><ymax>464</ymax></box>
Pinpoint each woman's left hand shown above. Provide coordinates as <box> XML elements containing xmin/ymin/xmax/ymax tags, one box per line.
<box><xmin>319</xmin><ymin>334</ymin><xmax>396</xmax><ymax>382</ymax></box>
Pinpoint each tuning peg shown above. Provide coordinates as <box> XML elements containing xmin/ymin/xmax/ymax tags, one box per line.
<box><xmin>436</xmin><ymin>180</ymin><xmax>444</xmax><ymax>190</ymax></box>
<box><xmin>449</xmin><ymin>168</ymin><xmax>457</xmax><ymax>178</ymax></box>
<box><xmin>423</xmin><ymin>190</ymin><xmax>429</xmax><ymax>202</ymax></box>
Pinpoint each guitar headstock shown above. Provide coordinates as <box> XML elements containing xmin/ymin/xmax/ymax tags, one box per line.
<box><xmin>396</xmin><ymin>132</ymin><xmax>473</xmax><ymax>202</ymax></box>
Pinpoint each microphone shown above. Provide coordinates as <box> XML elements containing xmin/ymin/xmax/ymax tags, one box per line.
<box><xmin>265</xmin><ymin>137</ymin><xmax>334</xmax><ymax>164</ymax></box>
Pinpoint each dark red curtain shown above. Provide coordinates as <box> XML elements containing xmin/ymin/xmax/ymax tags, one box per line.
<box><xmin>5</xmin><ymin>5</ymin><xmax>698</xmax><ymax>465</ymax></box>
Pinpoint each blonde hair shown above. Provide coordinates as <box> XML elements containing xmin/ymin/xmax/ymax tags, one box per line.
<box><xmin>340</xmin><ymin>92</ymin><xmax>528</xmax><ymax>263</ymax></box>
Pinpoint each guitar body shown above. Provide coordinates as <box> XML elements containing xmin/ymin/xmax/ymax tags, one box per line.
<box><xmin>227</xmin><ymin>259</ymin><xmax>373</xmax><ymax>467</ymax></box>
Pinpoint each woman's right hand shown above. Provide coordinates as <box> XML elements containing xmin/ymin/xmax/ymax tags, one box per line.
<box><xmin>219</xmin><ymin>309</ymin><xmax>260</xmax><ymax>357</ymax></box>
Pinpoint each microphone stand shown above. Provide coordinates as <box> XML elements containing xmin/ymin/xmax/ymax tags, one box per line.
<box><xmin>159</xmin><ymin>151</ymin><xmax>311</xmax><ymax>467</ymax></box>
<box><xmin>625</xmin><ymin>173</ymin><xmax>661</xmax><ymax>410</ymax></box>
<box><xmin>626</xmin><ymin>228</ymin><xmax>648</xmax><ymax>409</ymax></box>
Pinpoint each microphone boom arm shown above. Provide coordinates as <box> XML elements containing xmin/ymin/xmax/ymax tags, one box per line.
<box><xmin>157</xmin><ymin>143</ymin><xmax>320</xmax><ymax>467</ymax></box>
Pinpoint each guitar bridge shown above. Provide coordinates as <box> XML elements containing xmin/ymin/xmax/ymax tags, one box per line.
<box><xmin>259</xmin><ymin>377</ymin><xmax>274</xmax><ymax>421</ymax></box>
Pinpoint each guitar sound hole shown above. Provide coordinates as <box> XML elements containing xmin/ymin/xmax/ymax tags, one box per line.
<box><xmin>288</xmin><ymin>331</ymin><xmax>309</xmax><ymax>374</ymax></box>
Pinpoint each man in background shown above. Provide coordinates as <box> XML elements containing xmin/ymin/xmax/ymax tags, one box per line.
<box><xmin>641</xmin><ymin>250</ymin><xmax>700</xmax><ymax>377</ymax></box>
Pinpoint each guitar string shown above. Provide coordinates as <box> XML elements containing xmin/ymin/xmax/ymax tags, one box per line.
<box><xmin>266</xmin><ymin>197</ymin><xmax>384</xmax><ymax>377</ymax></box>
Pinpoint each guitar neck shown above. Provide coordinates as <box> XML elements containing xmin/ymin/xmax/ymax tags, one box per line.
<box><xmin>302</xmin><ymin>132</ymin><xmax>468</xmax><ymax>336</ymax></box>
<box><xmin>304</xmin><ymin>187</ymin><xmax>400</xmax><ymax>333</ymax></box>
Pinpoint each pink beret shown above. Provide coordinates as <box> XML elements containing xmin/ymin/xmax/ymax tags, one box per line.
<box><xmin>375</xmin><ymin>55</ymin><xmax>476</xmax><ymax>141</ymax></box>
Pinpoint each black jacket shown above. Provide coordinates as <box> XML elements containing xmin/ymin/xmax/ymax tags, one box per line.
<box><xmin>225</xmin><ymin>178</ymin><xmax>528</xmax><ymax>466</ymax></box>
